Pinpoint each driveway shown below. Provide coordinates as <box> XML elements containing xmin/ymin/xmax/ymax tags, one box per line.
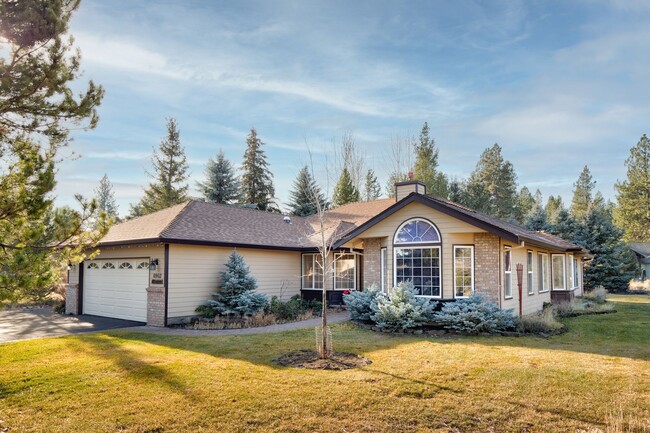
<box><xmin>0</xmin><ymin>308</ymin><xmax>144</xmax><ymax>343</ymax></box>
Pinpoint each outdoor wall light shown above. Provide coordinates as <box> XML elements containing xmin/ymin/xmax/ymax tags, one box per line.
<box><xmin>67</xmin><ymin>262</ymin><xmax>72</xmax><ymax>271</ymax></box>
<box><xmin>149</xmin><ymin>258</ymin><xmax>159</xmax><ymax>270</ymax></box>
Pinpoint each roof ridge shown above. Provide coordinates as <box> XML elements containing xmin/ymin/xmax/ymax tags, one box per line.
<box><xmin>159</xmin><ymin>201</ymin><xmax>194</xmax><ymax>238</ymax></box>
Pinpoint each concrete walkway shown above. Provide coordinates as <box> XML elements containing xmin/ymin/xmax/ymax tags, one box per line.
<box><xmin>120</xmin><ymin>311</ymin><xmax>350</xmax><ymax>336</ymax></box>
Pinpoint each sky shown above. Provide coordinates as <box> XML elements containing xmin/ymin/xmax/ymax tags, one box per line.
<box><xmin>55</xmin><ymin>0</ymin><xmax>650</xmax><ymax>217</ymax></box>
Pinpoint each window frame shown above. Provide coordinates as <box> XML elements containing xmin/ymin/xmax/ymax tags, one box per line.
<box><xmin>334</xmin><ymin>252</ymin><xmax>356</xmax><ymax>291</ymax></box>
<box><xmin>393</xmin><ymin>218</ymin><xmax>441</xmax><ymax>245</ymax></box>
<box><xmin>101</xmin><ymin>262</ymin><xmax>115</xmax><ymax>270</ymax></box>
<box><xmin>573</xmin><ymin>257</ymin><xmax>580</xmax><ymax>290</ymax></box>
<box><xmin>380</xmin><ymin>247</ymin><xmax>387</xmax><ymax>292</ymax></box>
<box><xmin>551</xmin><ymin>253</ymin><xmax>566</xmax><ymax>291</ymax></box>
<box><xmin>527</xmin><ymin>250</ymin><xmax>534</xmax><ymax>295</ymax></box>
<box><xmin>503</xmin><ymin>247</ymin><xmax>513</xmax><ymax>299</ymax></box>
<box><xmin>301</xmin><ymin>253</ymin><xmax>324</xmax><ymax>291</ymax></box>
<box><xmin>538</xmin><ymin>252</ymin><xmax>550</xmax><ymax>293</ymax></box>
<box><xmin>393</xmin><ymin>246</ymin><xmax>442</xmax><ymax>299</ymax></box>
<box><xmin>453</xmin><ymin>245</ymin><xmax>474</xmax><ymax>299</ymax></box>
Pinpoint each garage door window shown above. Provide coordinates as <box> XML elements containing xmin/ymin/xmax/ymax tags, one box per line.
<box><xmin>119</xmin><ymin>262</ymin><xmax>133</xmax><ymax>269</ymax></box>
<box><xmin>87</xmin><ymin>262</ymin><xmax>99</xmax><ymax>269</ymax></box>
<box><xmin>102</xmin><ymin>262</ymin><xmax>115</xmax><ymax>269</ymax></box>
<box><xmin>136</xmin><ymin>261</ymin><xmax>149</xmax><ymax>269</ymax></box>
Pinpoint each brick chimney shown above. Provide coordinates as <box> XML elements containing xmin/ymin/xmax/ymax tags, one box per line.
<box><xmin>395</xmin><ymin>172</ymin><xmax>426</xmax><ymax>201</ymax></box>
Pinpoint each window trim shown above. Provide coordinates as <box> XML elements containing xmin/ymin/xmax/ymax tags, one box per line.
<box><xmin>334</xmin><ymin>252</ymin><xmax>356</xmax><ymax>291</ymax></box>
<box><xmin>393</xmin><ymin>217</ymin><xmax>441</xmax><ymax>245</ymax></box>
<box><xmin>573</xmin><ymin>257</ymin><xmax>580</xmax><ymax>290</ymax></box>
<box><xmin>538</xmin><ymin>252</ymin><xmax>550</xmax><ymax>293</ymax></box>
<box><xmin>551</xmin><ymin>253</ymin><xmax>567</xmax><ymax>291</ymax></box>
<box><xmin>393</xmin><ymin>245</ymin><xmax>442</xmax><ymax>299</ymax></box>
<box><xmin>453</xmin><ymin>245</ymin><xmax>474</xmax><ymax>299</ymax></box>
<box><xmin>503</xmin><ymin>247</ymin><xmax>513</xmax><ymax>299</ymax></box>
<box><xmin>301</xmin><ymin>253</ymin><xmax>324</xmax><ymax>291</ymax></box>
<box><xmin>380</xmin><ymin>247</ymin><xmax>387</xmax><ymax>292</ymax></box>
<box><xmin>527</xmin><ymin>250</ymin><xmax>534</xmax><ymax>295</ymax></box>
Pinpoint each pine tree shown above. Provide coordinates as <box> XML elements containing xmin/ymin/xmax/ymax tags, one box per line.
<box><xmin>570</xmin><ymin>165</ymin><xmax>596</xmax><ymax>219</ymax></box>
<box><xmin>514</xmin><ymin>186</ymin><xmax>535</xmax><ymax>224</ymax></box>
<box><xmin>447</xmin><ymin>178</ymin><xmax>464</xmax><ymax>204</ymax></box>
<box><xmin>240</xmin><ymin>128</ymin><xmax>277</xmax><ymax>212</ymax></box>
<box><xmin>413</xmin><ymin>122</ymin><xmax>448</xmax><ymax>197</ymax></box>
<box><xmin>548</xmin><ymin>209</ymin><xmax>578</xmax><ymax>242</ymax></box>
<box><xmin>133</xmin><ymin>118</ymin><xmax>189</xmax><ymax>216</ymax></box>
<box><xmin>464</xmin><ymin>144</ymin><xmax>518</xmax><ymax>219</ymax></box>
<box><xmin>524</xmin><ymin>189</ymin><xmax>548</xmax><ymax>231</ymax></box>
<box><xmin>615</xmin><ymin>134</ymin><xmax>650</xmax><ymax>241</ymax></box>
<box><xmin>333</xmin><ymin>166</ymin><xmax>360</xmax><ymax>206</ymax></box>
<box><xmin>545</xmin><ymin>195</ymin><xmax>565</xmax><ymax>224</ymax></box>
<box><xmin>287</xmin><ymin>166</ymin><xmax>326</xmax><ymax>216</ymax></box>
<box><xmin>197</xmin><ymin>150</ymin><xmax>239</xmax><ymax>204</ymax></box>
<box><xmin>385</xmin><ymin>171</ymin><xmax>408</xmax><ymax>198</ymax></box>
<box><xmin>363</xmin><ymin>169</ymin><xmax>382</xmax><ymax>201</ymax></box>
<box><xmin>94</xmin><ymin>174</ymin><xmax>118</xmax><ymax>219</ymax></box>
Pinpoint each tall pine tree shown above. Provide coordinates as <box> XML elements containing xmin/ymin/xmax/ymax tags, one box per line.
<box><xmin>514</xmin><ymin>186</ymin><xmax>535</xmax><ymax>224</ymax></box>
<box><xmin>615</xmin><ymin>134</ymin><xmax>650</xmax><ymax>241</ymax></box>
<box><xmin>413</xmin><ymin>122</ymin><xmax>448</xmax><ymax>197</ymax></box>
<box><xmin>240</xmin><ymin>128</ymin><xmax>277</xmax><ymax>212</ymax></box>
<box><xmin>197</xmin><ymin>149</ymin><xmax>240</xmax><ymax>204</ymax></box>
<box><xmin>570</xmin><ymin>165</ymin><xmax>596</xmax><ymax>219</ymax></box>
<box><xmin>545</xmin><ymin>195</ymin><xmax>565</xmax><ymax>224</ymax></box>
<box><xmin>332</xmin><ymin>166</ymin><xmax>360</xmax><ymax>206</ymax></box>
<box><xmin>132</xmin><ymin>118</ymin><xmax>189</xmax><ymax>216</ymax></box>
<box><xmin>94</xmin><ymin>173</ymin><xmax>118</xmax><ymax>221</ymax></box>
<box><xmin>287</xmin><ymin>166</ymin><xmax>326</xmax><ymax>216</ymax></box>
<box><xmin>363</xmin><ymin>169</ymin><xmax>382</xmax><ymax>201</ymax></box>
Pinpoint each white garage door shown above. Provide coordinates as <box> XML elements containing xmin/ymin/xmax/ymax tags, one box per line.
<box><xmin>83</xmin><ymin>258</ymin><xmax>150</xmax><ymax>322</ymax></box>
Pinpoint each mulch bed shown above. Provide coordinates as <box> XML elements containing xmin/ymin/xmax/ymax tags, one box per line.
<box><xmin>273</xmin><ymin>349</ymin><xmax>372</xmax><ymax>370</ymax></box>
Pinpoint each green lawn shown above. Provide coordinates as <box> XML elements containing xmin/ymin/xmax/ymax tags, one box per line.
<box><xmin>1</xmin><ymin>295</ymin><xmax>648</xmax><ymax>433</ymax></box>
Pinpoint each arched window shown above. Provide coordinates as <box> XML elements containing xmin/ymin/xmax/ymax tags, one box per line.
<box><xmin>394</xmin><ymin>218</ymin><xmax>441</xmax><ymax>298</ymax></box>
<box><xmin>102</xmin><ymin>262</ymin><xmax>115</xmax><ymax>270</ymax></box>
<box><xmin>394</xmin><ymin>218</ymin><xmax>440</xmax><ymax>244</ymax></box>
<box><xmin>87</xmin><ymin>262</ymin><xmax>99</xmax><ymax>269</ymax></box>
<box><xmin>119</xmin><ymin>262</ymin><xmax>133</xmax><ymax>269</ymax></box>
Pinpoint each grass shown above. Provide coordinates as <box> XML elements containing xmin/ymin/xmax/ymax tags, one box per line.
<box><xmin>0</xmin><ymin>294</ymin><xmax>648</xmax><ymax>433</ymax></box>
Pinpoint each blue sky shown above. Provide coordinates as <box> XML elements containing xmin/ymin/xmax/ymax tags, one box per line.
<box><xmin>57</xmin><ymin>0</ymin><xmax>650</xmax><ymax>216</ymax></box>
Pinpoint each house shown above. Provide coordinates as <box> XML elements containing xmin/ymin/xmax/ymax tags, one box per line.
<box><xmin>628</xmin><ymin>243</ymin><xmax>650</xmax><ymax>280</ymax></box>
<box><xmin>65</xmin><ymin>180</ymin><xmax>590</xmax><ymax>326</ymax></box>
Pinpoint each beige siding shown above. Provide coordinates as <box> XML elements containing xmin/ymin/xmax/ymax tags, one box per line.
<box><xmin>167</xmin><ymin>244</ymin><xmax>302</xmax><ymax>318</ymax></box>
<box><xmin>343</xmin><ymin>202</ymin><xmax>484</xmax><ymax>299</ymax></box>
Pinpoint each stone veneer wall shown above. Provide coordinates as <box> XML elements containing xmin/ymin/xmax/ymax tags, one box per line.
<box><xmin>474</xmin><ymin>233</ymin><xmax>500</xmax><ymax>303</ymax></box>
<box><xmin>146</xmin><ymin>286</ymin><xmax>166</xmax><ymax>327</ymax></box>
<box><xmin>65</xmin><ymin>284</ymin><xmax>79</xmax><ymax>314</ymax></box>
<box><xmin>363</xmin><ymin>238</ymin><xmax>382</xmax><ymax>289</ymax></box>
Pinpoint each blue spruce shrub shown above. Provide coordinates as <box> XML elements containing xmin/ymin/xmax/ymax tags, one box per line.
<box><xmin>370</xmin><ymin>282</ymin><xmax>436</xmax><ymax>331</ymax></box>
<box><xmin>343</xmin><ymin>284</ymin><xmax>382</xmax><ymax>322</ymax></box>
<box><xmin>196</xmin><ymin>251</ymin><xmax>268</xmax><ymax>317</ymax></box>
<box><xmin>432</xmin><ymin>294</ymin><xmax>516</xmax><ymax>334</ymax></box>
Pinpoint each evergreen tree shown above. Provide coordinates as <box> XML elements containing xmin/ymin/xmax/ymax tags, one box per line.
<box><xmin>94</xmin><ymin>174</ymin><xmax>119</xmax><ymax>219</ymax></box>
<box><xmin>464</xmin><ymin>144</ymin><xmax>518</xmax><ymax>219</ymax></box>
<box><xmin>385</xmin><ymin>171</ymin><xmax>408</xmax><ymax>198</ymax></box>
<box><xmin>413</xmin><ymin>122</ymin><xmax>448</xmax><ymax>197</ymax></box>
<box><xmin>545</xmin><ymin>195</ymin><xmax>565</xmax><ymax>224</ymax></box>
<box><xmin>0</xmin><ymin>1</ymin><xmax>106</xmax><ymax>302</ymax></box>
<box><xmin>524</xmin><ymin>205</ymin><xmax>549</xmax><ymax>231</ymax></box>
<box><xmin>548</xmin><ymin>209</ymin><xmax>578</xmax><ymax>242</ymax></box>
<box><xmin>615</xmin><ymin>134</ymin><xmax>650</xmax><ymax>241</ymax></box>
<box><xmin>287</xmin><ymin>166</ymin><xmax>326</xmax><ymax>216</ymax></box>
<box><xmin>333</xmin><ymin>166</ymin><xmax>360</xmax><ymax>206</ymax></box>
<box><xmin>514</xmin><ymin>186</ymin><xmax>535</xmax><ymax>224</ymax></box>
<box><xmin>133</xmin><ymin>118</ymin><xmax>189</xmax><ymax>216</ymax></box>
<box><xmin>363</xmin><ymin>169</ymin><xmax>382</xmax><ymax>201</ymax></box>
<box><xmin>570</xmin><ymin>165</ymin><xmax>596</xmax><ymax>219</ymax></box>
<box><xmin>197</xmin><ymin>150</ymin><xmax>240</xmax><ymax>204</ymax></box>
<box><xmin>240</xmin><ymin>128</ymin><xmax>277</xmax><ymax>212</ymax></box>
<box><xmin>447</xmin><ymin>178</ymin><xmax>464</xmax><ymax>204</ymax></box>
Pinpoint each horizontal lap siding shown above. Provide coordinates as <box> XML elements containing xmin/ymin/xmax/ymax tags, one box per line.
<box><xmin>167</xmin><ymin>245</ymin><xmax>302</xmax><ymax>318</ymax></box>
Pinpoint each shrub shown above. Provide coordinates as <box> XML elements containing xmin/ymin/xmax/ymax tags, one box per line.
<box><xmin>370</xmin><ymin>282</ymin><xmax>436</xmax><ymax>331</ymax></box>
<box><xmin>432</xmin><ymin>294</ymin><xmax>516</xmax><ymax>334</ymax></box>
<box><xmin>552</xmin><ymin>302</ymin><xmax>574</xmax><ymax>318</ymax></box>
<box><xmin>268</xmin><ymin>295</ymin><xmax>309</xmax><ymax>321</ymax></box>
<box><xmin>343</xmin><ymin>284</ymin><xmax>382</xmax><ymax>322</ymax></box>
<box><xmin>583</xmin><ymin>286</ymin><xmax>607</xmax><ymax>304</ymax></box>
<box><xmin>196</xmin><ymin>251</ymin><xmax>268</xmax><ymax>317</ymax></box>
<box><xmin>517</xmin><ymin>307</ymin><xmax>564</xmax><ymax>334</ymax></box>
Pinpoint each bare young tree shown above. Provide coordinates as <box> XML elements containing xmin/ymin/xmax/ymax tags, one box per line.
<box><xmin>385</xmin><ymin>132</ymin><xmax>416</xmax><ymax>197</ymax></box>
<box><xmin>332</xmin><ymin>129</ymin><xmax>365</xmax><ymax>194</ymax></box>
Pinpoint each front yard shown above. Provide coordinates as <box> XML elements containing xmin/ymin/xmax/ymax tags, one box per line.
<box><xmin>1</xmin><ymin>294</ymin><xmax>648</xmax><ymax>432</ymax></box>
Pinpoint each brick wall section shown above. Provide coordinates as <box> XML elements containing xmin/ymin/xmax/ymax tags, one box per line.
<box><xmin>474</xmin><ymin>233</ymin><xmax>500</xmax><ymax>303</ymax></box>
<box><xmin>65</xmin><ymin>284</ymin><xmax>79</xmax><ymax>314</ymax></box>
<box><xmin>363</xmin><ymin>238</ymin><xmax>382</xmax><ymax>289</ymax></box>
<box><xmin>146</xmin><ymin>286</ymin><xmax>166</xmax><ymax>326</ymax></box>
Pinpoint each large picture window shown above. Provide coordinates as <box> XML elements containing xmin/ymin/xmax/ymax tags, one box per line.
<box><xmin>527</xmin><ymin>251</ymin><xmax>534</xmax><ymax>295</ymax></box>
<box><xmin>453</xmin><ymin>246</ymin><xmax>474</xmax><ymax>298</ymax></box>
<box><xmin>504</xmin><ymin>249</ymin><xmax>512</xmax><ymax>299</ymax></box>
<box><xmin>552</xmin><ymin>254</ymin><xmax>566</xmax><ymax>290</ymax></box>
<box><xmin>538</xmin><ymin>253</ymin><xmax>549</xmax><ymax>292</ymax></box>
<box><xmin>393</xmin><ymin>218</ymin><xmax>442</xmax><ymax>298</ymax></box>
<box><xmin>334</xmin><ymin>253</ymin><xmax>356</xmax><ymax>291</ymax></box>
<box><xmin>302</xmin><ymin>254</ymin><xmax>323</xmax><ymax>290</ymax></box>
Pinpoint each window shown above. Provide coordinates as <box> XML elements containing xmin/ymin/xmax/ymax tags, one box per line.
<box><xmin>101</xmin><ymin>262</ymin><xmax>115</xmax><ymax>270</ymax></box>
<box><xmin>302</xmin><ymin>254</ymin><xmax>323</xmax><ymax>290</ymax></box>
<box><xmin>334</xmin><ymin>253</ymin><xmax>356</xmax><ymax>291</ymax></box>
<box><xmin>504</xmin><ymin>249</ymin><xmax>512</xmax><ymax>299</ymax></box>
<box><xmin>538</xmin><ymin>253</ymin><xmax>549</xmax><ymax>292</ymax></box>
<box><xmin>567</xmin><ymin>255</ymin><xmax>575</xmax><ymax>290</ymax></box>
<box><xmin>394</xmin><ymin>218</ymin><xmax>440</xmax><ymax>244</ymax></box>
<box><xmin>573</xmin><ymin>258</ymin><xmax>579</xmax><ymax>289</ymax></box>
<box><xmin>552</xmin><ymin>254</ymin><xmax>566</xmax><ymax>290</ymax></box>
<box><xmin>119</xmin><ymin>262</ymin><xmax>133</xmax><ymax>269</ymax></box>
<box><xmin>87</xmin><ymin>262</ymin><xmax>99</xmax><ymax>269</ymax></box>
<box><xmin>527</xmin><ymin>251</ymin><xmax>534</xmax><ymax>295</ymax></box>
<box><xmin>454</xmin><ymin>246</ymin><xmax>474</xmax><ymax>298</ymax></box>
<box><xmin>395</xmin><ymin>247</ymin><xmax>441</xmax><ymax>297</ymax></box>
<box><xmin>137</xmin><ymin>261</ymin><xmax>149</xmax><ymax>269</ymax></box>
<box><xmin>380</xmin><ymin>247</ymin><xmax>387</xmax><ymax>292</ymax></box>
